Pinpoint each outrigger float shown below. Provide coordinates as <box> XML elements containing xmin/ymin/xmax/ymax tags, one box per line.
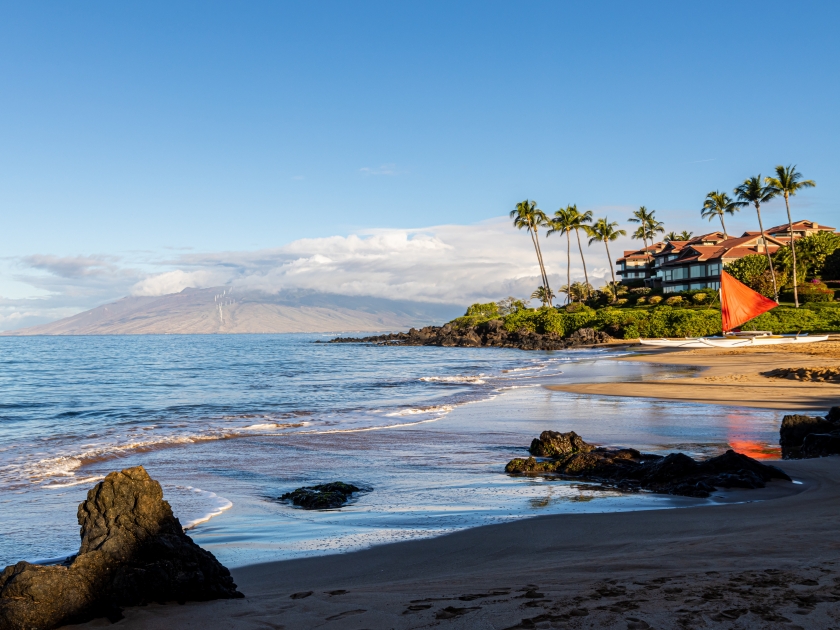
<box><xmin>639</xmin><ymin>270</ymin><xmax>830</xmax><ymax>348</ymax></box>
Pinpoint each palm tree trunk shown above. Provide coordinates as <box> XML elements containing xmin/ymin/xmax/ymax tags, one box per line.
<box><xmin>754</xmin><ymin>202</ymin><xmax>779</xmax><ymax>302</ymax></box>
<box><xmin>719</xmin><ymin>213</ymin><xmax>728</xmax><ymax>239</ymax></box>
<box><xmin>575</xmin><ymin>229</ymin><xmax>591</xmax><ymax>299</ymax></box>
<box><xmin>604</xmin><ymin>239</ymin><xmax>617</xmax><ymax>302</ymax></box>
<box><xmin>533</xmin><ymin>230</ymin><xmax>552</xmax><ymax>306</ymax></box>
<box><xmin>566</xmin><ymin>231</ymin><xmax>571</xmax><ymax>305</ymax></box>
<box><xmin>784</xmin><ymin>193</ymin><xmax>799</xmax><ymax>308</ymax></box>
<box><xmin>528</xmin><ymin>228</ymin><xmax>548</xmax><ymax>298</ymax></box>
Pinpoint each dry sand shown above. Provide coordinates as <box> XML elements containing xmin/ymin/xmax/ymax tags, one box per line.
<box><xmin>74</xmin><ymin>343</ymin><xmax>840</xmax><ymax>629</ymax></box>
<box><xmin>549</xmin><ymin>341</ymin><xmax>840</xmax><ymax>410</ymax></box>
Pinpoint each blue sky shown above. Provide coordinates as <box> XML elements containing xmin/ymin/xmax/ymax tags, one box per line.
<box><xmin>0</xmin><ymin>1</ymin><xmax>837</xmax><ymax>328</ymax></box>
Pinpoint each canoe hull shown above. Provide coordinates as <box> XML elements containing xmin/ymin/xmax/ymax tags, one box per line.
<box><xmin>638</xmin><ymin>335</ymin><xmax>830</xmax><ymax>349</ymax></box>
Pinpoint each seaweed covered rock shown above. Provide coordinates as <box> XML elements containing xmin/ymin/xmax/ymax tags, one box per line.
<box><xmin>506</xmin><ymin>434</ymin><xmax>790</xmax><ymax>498</ymax></box>
<box><xmin>780</xmin><ymin>407</ymin><xmax>840</xmax><ymax>459</ymax></box>
<box><xmin>280</xmin><ymin>482</ymin><xmax>362</xmax><ymax>509</ymax></box>
<box><xmin>0</xmin><ymin>466</ymin><xmax>241</xmax><ymax>630</ymax></box>
<box><xmin>529</xmin><ymin>430</ymin><xmax>594</xmax><ymax>457</ymax></box>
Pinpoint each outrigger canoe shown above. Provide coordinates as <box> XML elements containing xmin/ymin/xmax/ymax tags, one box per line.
<box><xmin>639</xmin><ymin>271</ymin><xmax>831</xmax><ymax>348</ymax></box>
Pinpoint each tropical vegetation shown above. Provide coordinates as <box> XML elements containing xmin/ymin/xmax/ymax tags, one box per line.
<box><xmin>505</xmin><ymin>160</ymin><xmax>833</xmax><ymax>338</ymax></box>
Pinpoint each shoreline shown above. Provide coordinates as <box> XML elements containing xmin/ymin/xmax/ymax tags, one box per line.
<box><xmin>548</xmin><ymin>342</ymin><xmax>840</xmax><ymax>410</ymax></box>
<box><xmin>70</xmin><ymin>343</ymin><xmax>840</xmax><ymax>627</ymax></box>
<box><xmin>79</xmin><ymin>457</ymin><xmax>840</xmax><ymax>629</ymax></box>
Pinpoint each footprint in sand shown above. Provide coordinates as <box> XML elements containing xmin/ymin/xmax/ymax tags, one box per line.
<box><xmin>290</xmin><ymin>591</ymin><xmax>313</xmax><ymax>599</ymax></box>
<box><xmin>403</xmin><ymin>604</ymin><xmax>432</xmax><ymax>614</ymax></box>
<box><xmin>435</xmin><ymin>606</ymin><xmax>480</xmax><ymax>619</ymax></box>
<box><xmin>325</xmin><ymin>609</ymin><xmax>366</xmax><ymax>621</ymax></box>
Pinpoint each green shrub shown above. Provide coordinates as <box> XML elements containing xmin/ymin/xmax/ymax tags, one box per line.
<box><xmin>502</xmin><ymin>308</ymin><xmax>539</xmax><ymax>332</ymax></box>
<box><xmin>780</xmin><ymin>281</ymin><xmax>836</xmax><ymax>303</ymax></box>
<box><xmin>665</xmin><ymin>296</ymin><xmax>683</xmax><ymax>306</ymax></box>
<box><xmin>692</xmin><ymin>293</ymin><xmax>709</xmax><ymax>304</ymax></box>
<box><xmin>635</xmin><ymin>296</ymin><xmax>647</xmax><ymax>305</ymax></box>
<box><xmin>592</xmin><ymin>306</ymin><xmax>721</xmax><ymax>339</ymax></box>
<box><xmin>742</xmin><ymin>306</ymin><xmax>840</xmax><ymax>333</ymax></box>
<box><xmin>615</xmin><ymin>298</ymin><xmax>629</xmax><ymax>306</ymax></box>
<box><xmin>649</xmin><ymin>295</ymin><xmax>663</xmax><ymax>305</ymax></box>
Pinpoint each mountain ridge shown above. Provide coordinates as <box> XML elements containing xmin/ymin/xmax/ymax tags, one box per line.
<box><xmin>2</xmin><ymin>288</ymin><xmax>464</xmax><ymax>335</ymax></box>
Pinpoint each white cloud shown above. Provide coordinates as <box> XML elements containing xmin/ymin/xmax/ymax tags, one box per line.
<box><xmin>0</xmin><ymin>216</ymin><xmax>637</xmax><ymax>330</ymax></box>
<box><xmin>359</xmin><ymin>163</ymin><xmax>398</xmax><ymax>176</ymax></box>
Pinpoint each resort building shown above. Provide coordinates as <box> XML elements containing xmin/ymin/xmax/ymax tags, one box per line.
<box><xmin>764</xmin><ymin>220</ymin><xmax>836</xmax><ymax>243</ymax></box>
<box><xmin>616</xmin><ymin>221</ymin><xmax>837</xmax><ymax>292</ymax></box>
<box><xmin>615</xmin><ymin>242</ymin><xmax>667</xmax><ymax>283</ymax></box>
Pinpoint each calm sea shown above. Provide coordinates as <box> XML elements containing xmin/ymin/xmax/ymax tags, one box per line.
<box><xmin>0</xmin><ymin>335</ymin><xmax>795</xmax><ymax>568</ymax></box>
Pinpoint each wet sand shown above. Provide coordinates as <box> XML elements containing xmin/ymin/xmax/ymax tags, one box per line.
<box><xmin>549</xmin><ymin>341</ymin><xmax>840</xmax><ymax>410</ymax></box>
<box><xmin>77</xmin><ymin>458</ymin><xmax>840</xmax><ymax>629</ymax></box>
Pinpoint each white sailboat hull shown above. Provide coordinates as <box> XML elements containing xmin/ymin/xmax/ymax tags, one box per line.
<box><xmin>638</xmin><ymin>334</ymin><xmax>830</xmax><ymax>349</ymax></box>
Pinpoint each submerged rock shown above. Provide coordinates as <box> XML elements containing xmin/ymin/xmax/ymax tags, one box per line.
<box><xmin>780</xmin><ymin>407</ymin><xmax>840</xmax><ymax>459</ymax></box>
<box><xmin>0</xmin><ymin>466</ymin><xmax>242</xmax><ymax>630</ymax></box>
<box><xmin>326</xmin><ymin>325</ymin><xmax>612</xmax><ymax>351</ymax></box>
<box><xmin>280</xmin><ymin>482</ymin><xmax>362</xmax><ymax>509</ymax></box>
<box><xmin>506</xmin><ymin>431</ymin><xmax>790</xmax><ymax>498</ymax></box>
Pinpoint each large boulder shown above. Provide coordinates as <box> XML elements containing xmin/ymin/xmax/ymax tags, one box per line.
<box><xmin>0</xmin><ymin>466</ymin><xmax>241</xmax><ymax>630</ymax></box>
<box><xmin>780</xmin><ymin>408</ymin><xmax>840</xmax><ymax>459</ymax></box>
<box><xmin>507</xmin><ymin>433</ymin><xmax>790</xmax><ymax>498</ymax></box>
<box><xmin>529</xmin><ymin>430</ymin><xmax>594</xmax><ymax>457</ymax></box>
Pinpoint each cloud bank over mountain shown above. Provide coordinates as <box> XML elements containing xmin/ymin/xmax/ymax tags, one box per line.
<box><xmin>0</xmin><ymin>216</ymin><xmax>630</xmax><ymax>331</ymax></box>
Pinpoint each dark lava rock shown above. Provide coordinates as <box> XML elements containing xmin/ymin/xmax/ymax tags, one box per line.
<box><xmin>325</xmin><ymin>323</ymin><xmax>612</xmax><ymax>351</ymax></box>
<box><xmin>529</xmin><ymin>430</ymin><xmax>594</xmax><ymax>457</ymax></box>
<box><xmin>280</xmin><ymin>482</ymin><xmax>362</xmax><ymax>509</ymax></box>
<box><xmin>506</xmin><ymin>431</ymin><xmax>790</xmax><ymax>498</ymax></box>
<box><xmin>0</xmin><ymin>466</ymin><xmax>241</xmax><ymax>630</ymax></box>
<box><xmin>780</xmin><ymin>407</ymin><xmax>840</xmax><ymax>459</ymax></box>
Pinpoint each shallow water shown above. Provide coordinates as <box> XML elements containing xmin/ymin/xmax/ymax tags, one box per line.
<box><xmin>0</xmin><ymin>335</ymin><xmax>810</xmax><ymax>568</ymax></box>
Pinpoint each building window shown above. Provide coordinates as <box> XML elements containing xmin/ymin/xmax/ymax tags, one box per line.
<box><xmin>690</xmin><ymin>264</ymin><xmax>705</xmax><ymax>278</ymax></box>
<box><xmin>708</xmin><ymin>262</ymin><xmax>721</xmax><ymax>275</ymax></box>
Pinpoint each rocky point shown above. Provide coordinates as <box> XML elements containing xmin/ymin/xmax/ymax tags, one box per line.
<box><xmin>0</xmin><ymin>466</ymin><xmax>242</xmax><ymax>630</ymax></box>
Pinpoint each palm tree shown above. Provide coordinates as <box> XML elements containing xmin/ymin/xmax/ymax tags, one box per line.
<box><xmin>571</xmin><ymin>207</ymin><xmax>594</xmax><ymax>298</ymax></box>
<box><xmin>765</xmin><ymin>165</ymin><xmax>816</xmax><ymax>308</ymax></box>
<box><xmin>628</xmin><ymin>206</ymin><xmax>655</xmax><ymax>249</ymax></box>
<box><xmin>588</xmin><ymin>217</ymin><xmax>626</xmax><ymax>301</ymax></box>
<box><xmin>701</xmin><ymin>191</ymin><xmax>739</xmax><ymax>239</ymax></box>
<box><xmin>530</xmin><ymin>286</ymin><xmax>555</xmax><ymax>307</ymax></box>
<box><xmin>664</xmin><ymin>231</ymin><xmax>680</xmax><ymax>242</ymax></box>
<box><xmin>734</xmin><ymin>176</ymin><xmax>780</xmax><ymax>302</ymax></box>
<box><xmin>547</xmin><ymin>205</ymin><xmax>582</xmax><ymax>304</ymax></box>
<box><xmin>645</xmin><ymin>218</ymin><xmax>665</xmax><ymax>243</ymax></box>
<box><xmin>511</xmin><ymin>200</ymin><xmax>552</xmax><ymax>305</ymax></box>
<box><xmin>678</xmin><ymin>230</ymin><xmax>693</xmax><ymax>241</ymax></box>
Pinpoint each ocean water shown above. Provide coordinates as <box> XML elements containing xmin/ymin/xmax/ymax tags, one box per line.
<box><xmin>0</xmin><ymin>334</ymin><xmax>799</xmax><ymax>568</ymax></box>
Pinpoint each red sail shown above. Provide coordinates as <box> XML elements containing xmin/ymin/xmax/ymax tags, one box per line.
<box><xmin>720</xmin><ymin>270</ymin><xmax>778</xmax><ymax>332</ymax></box>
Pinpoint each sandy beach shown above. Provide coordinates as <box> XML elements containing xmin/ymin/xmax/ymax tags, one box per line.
<box><xmin>68</xmin><ymin>343</ymin><xmax>840</xmax><ymax>630</ymax></box>
<box><xmin>549</xmin><ymin>340</ymin><xmax>840</xmax><ymax>410</ymax></box>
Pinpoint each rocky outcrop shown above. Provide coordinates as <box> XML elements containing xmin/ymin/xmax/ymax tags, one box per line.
<box><xmin>280</xmin><ymin>482</ymin><xmax>363</xmax><ymax>509</ymax></box>
<box><xmin>0</xmin><ymin>467</ymin><xmax>241</xmax><ymax>630</ymax></box>
<box><xmin>506</xmin><ymin>432</ymin><xmax>790</xmax><ymax>498</ymax></box>
<box><xmin>763</xmin><ymin>367</ymin><xmax>840</xmax><ymax>383</ymax></box>
<box><xmin>780</xmin><ymin>407</ymin><xmax>840</xmax><ymax>459</ymax></box>
<box><xmin>327</xmin><ymin>323</ymin><xmax>612</xmax><ymax>351</ymax></box>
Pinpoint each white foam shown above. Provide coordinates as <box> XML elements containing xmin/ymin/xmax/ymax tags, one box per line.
<box><xmin>42</xmin><ymin>475</ymin><xmax>106</xmax><ymax>489</ymax></box>
<box><xmin>419</xmin><ymin>375</ymin><xmax>486</xmax><ymax>384</ymax></box>
<box><xmin>179</xmin><ymin>486</ymin><xmax>234</xmax><ymax>530</ymax></box>
<box><xmin>384</xmin><ymin>404</ymin><xmax>455</xmax><ymax>417</ymax></box>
